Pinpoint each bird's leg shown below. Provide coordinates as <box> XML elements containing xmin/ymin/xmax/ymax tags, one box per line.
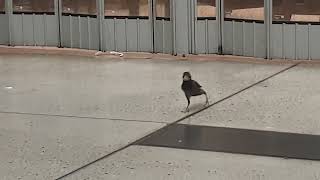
<box><xmin>182</xmin><ymin>95</ymin><xmax>190</xmax><ymax>113</ymax></box>
<box><xmin>204</xmin><ymin>92</ymin><xmax>209</xmax><ymax>106</ymax></box>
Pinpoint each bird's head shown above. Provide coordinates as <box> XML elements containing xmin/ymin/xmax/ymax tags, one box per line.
<box><xmin>182</xmin><ymin>72</ymin><xmax>191</xmax><ymax>81</ymax></box>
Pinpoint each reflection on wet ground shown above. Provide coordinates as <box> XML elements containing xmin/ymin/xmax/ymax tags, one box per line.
<box><xmin>137</xmin><ymin>124</ymin><xmax>320</xmax><ymax>161</ymax></box>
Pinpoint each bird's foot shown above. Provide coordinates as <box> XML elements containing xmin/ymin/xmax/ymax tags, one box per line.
<box><xmin>181</xmin><ymin>108</ymin><xmax>190</xmax><ymax>113</ymax></box>
<box><xmin>204</xmin><ymin>100</ymin><xmax>209</xmax><ymax>106</ymax></box>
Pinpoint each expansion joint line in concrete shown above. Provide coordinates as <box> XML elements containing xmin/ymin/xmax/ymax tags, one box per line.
<box><xmin>55</xmin><ymin>62</ymin><xmax>300</xmax><ymax>180</ymax></box>
<box><xmin>0</xmin><ymin>111</ymin><xmax>164</xmax><ymax>124</ymax></box>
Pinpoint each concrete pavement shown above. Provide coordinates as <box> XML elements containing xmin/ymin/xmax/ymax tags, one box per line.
<box><xmin>0</xmin><ymin>54</ymin><xmax>319</xmax><ymax>180</ymax></box>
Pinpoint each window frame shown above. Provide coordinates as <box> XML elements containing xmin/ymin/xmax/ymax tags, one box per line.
<box><xmin>61</xmin><ymin>0</ymin><xmax>97</xmax><ymax>17</ymax></box>
<box><xmin>12</xmin><ymin>0</ymin><xmax>55</xmax><ymax>15</ymax></box>
<box><xmin>104</xmin><ymin>0</ymin><xmax>150</xmax><ymax>19</ymax></box>
<box><xmin>196</xmin><ymin>0</ymin><xmax>217</xmax><ymax>20</ymax></box>
<box><xmin>223</xmin><ymin>0</ymin><xmax>265</xmax><ymax>24</ymax></box>
<box><xmin>272</xmin><ymin>0</ymin><xmax>320</xmax><ymax>25</ymax></box>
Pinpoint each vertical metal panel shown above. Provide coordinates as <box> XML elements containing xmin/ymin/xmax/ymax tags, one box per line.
<box><xmin>45</xmin><ymin>15</ymin><xmax>59</xmax><ymax>46</ymax></box>
<box><xmin>57</xmin><ymin>0</ymin><xmax>62</xmax><ymax>47</ymax></box>
<box><xmin>254</xmin><ymin>23</ymin><xmax>266</xmax><ymax>58</ymax></box>
<box><xmin>150</xmin><ymin>0</ymin><xmax>155</xmax><ymax>53</ymax></box>
<box><xmin>187</xmin><ymin>0</ymin><xmax>192</xmax><ymax>53</ymax></box>
<box><xmin>61</xmin><ymin>16</ymin><xmax>70</xmax><ymax>47</ymax></box>
<box><xmin>265</xmin><ymin>0</ymin><xmax>271</xmax><ymax>59</ymax></box>
<box><xmin>97</xmin><ymin>0</ymin><xmax>104</xmax><ymax>51</ymax></box>
<box><xmin>60</xmin><ymin>16</ymin><xmax>98</xmax><ymax>50</ymax></box>
<box><xmin>162</xmin><ymin>19</ymin><xmax>165</xmax><ymax>52</ymax></box>
<box><xmin>271</xmin><ymin>24</ymin><xmax>283</xmax><ymax>59</ymax></box>
<box><xmin>12</xmin><ymin>15</ymin><xmax>23</xmax><ymax>45</ymax></box>
<box><xmin>220</xmin><ymin>0</ymin><xmax>225</xmax><ymax>54</ymax></box>
<box><xmin>7</xmin><ymin>0</ymin><xmax>13</xmax><ymax>45</ymax></box>
<box><xmin>308</xmin><ymin>24</ymin><xmax>311</xmax><ymax>60</ymax></box>
<box><xmin>154</xmin><ymin>19</ymin><xmax>173</xmax><ymax>54</ymax></box>
<box><xmin>137</xmin><ymin>18</ymin><xmax>140</xmax><ymax>51</ymax></box>
<box><xmin>268</xmin><ymin>23</ymin><xmax>320</xmax><ymax>60</ymax></box>
<box><xmin>79</xmin><ymin>16</ymin><xmax>82</xmax><ymax>48</ymax></box>
<box><xmin>44</xmin><ymin>14</ymin><xmax>47</xmax><ymax>46</ymax></box>
<box><xmin>33</xmin><ymin>15</ymin><xmax>45</xmax><ymax>46</ymax></box>
<box><xmin>296</xmin><ymin>24</ymin><xmax>308</xmax><ymax>60</ymax></box>
<box><xmin>310</xmin><ymin>25</ymin><xmax>320</xmax><ymax>60</ymax></box>
<box><xmin>104</xmin><ymin>19</ymin><xmax>115</xmax><ymax>51</ymax></box>
<box><xmin>163</xmin><ymin>21</ymin><xmax>173</xmax><ymax>54</ymax></box>
<box><xmin>242</xmin><ymin>21</ymin><xmax>245</xmax><ymax>55</ymax></box>
<box><xmin>172</xmin><ymin>0</ymin><xmax>176</xmax><ymax>54</ymax></box>
<box><xmin>195</xmin><ymin>13</ymin><xmax>218</xmax><ymax>55</ymax></box>
<box><xmin>233</xmin><ymin>21</ymin><xmax>244</xmax><ymax>56</ymax></box>
<box><xmin>88</xmin><ymin>17</ymin><xmax>91</xmax><ymax>49</ymax></box>
<box><xmin>283</xmin><ymin>24</ymin><xmax>295</xmax><ymax>60</ymax></box>
<box><xmin>80</xmin><ymin>17</ymin><xmax>89</xmax><ymax>49</ymax></box>
<box><xmin>20</xmin><ymin>14</ymin><xmax>34</xmax><ymax>46</ymax></box>
<box><xmin>71</xmin><ymin>16</ymin><xmax>80</xmax><ymax>48</ymax></box>
<box><xmin>0</xmin><ymin>14</ymin><xmax>9</xmax><ymax>45</ymax></box>
<box><xmin>114</xmin><ymin>19</ymin><xmax>126</xmax><ymax>51</ymax></box>
<box><xmin>103</xmin><ymin>19</ymin><xmax>152</xmax><ymax>52</ymax></box>
<box><xmin>138</xmin><ymin>19</ymin><xmax>152</xmax><ymax>52</ymax></box>
<box><xmin>32</xmin><ymin>14</ymin><xmax>36</xmax><ymax>45</ymax></box>
<box><xmin>208</xmin><ymin>20</ymin><xmax>219</xmax><ymax>54</ymax></box>
<box><xmin>127</xmin><ymin>19</ymin><xmax>138</xmax><ymax>52</ymax></box>
<box><xmin>154</xmin><ymin>20</ymin><xmax>162</xmax><ymax>53</ymax></box>
<box><xmin>243</xmin><ymin>22</ymin><xmax>254</xmax><ymax>57</ymax></box>
<box><xmin>205</xmin><ymin>19</ymin><xmax>208</xmax><ymax>53</ymax></box>
<box><xmin>223</xmin><ymin>21</ymin><xmax>233</xmax><ymax>54</ymax></box>
<box><xmin>190</xmin><ymin>0</ymin><xmax>196</xmax><ymax>54</ymax></box>
<box><xmin>125</xmin><ymin>18</ymin><xmax>128</xmax><ymax>51</ymax></box>
<box><xmin>196</xmin><ymin>20</ymin><xmax>206</xmax><ymax>54</ymax></box>
<box><xmin>89</xmin><ymin>18</ymin><xmax>99</xmax><ymax>50</ymax></box>
<box><xmin>69</xmin><ymin>16</ymin><xmax>73</xmax><ymax>48</ymax></box>
<box><xmin>174</xmin><ymin>0</ymin><xmax>189</xmax><ymax>54</ymax></box>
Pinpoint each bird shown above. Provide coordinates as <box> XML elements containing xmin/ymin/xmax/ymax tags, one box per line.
<box><xmin>181</xmin><ymin>72</ymin><xmax>209</xmax><ymax>113</ymax></box>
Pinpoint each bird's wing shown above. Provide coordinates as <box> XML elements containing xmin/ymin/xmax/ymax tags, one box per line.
<box><xmin>193</xmin><ymin>80</ymin><xmax>202</xmax><ymax>88</ymax></box>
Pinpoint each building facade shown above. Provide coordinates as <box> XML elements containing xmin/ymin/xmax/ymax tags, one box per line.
<box><xmin>0</xmin><ymin>0</ymin><xmax>320</xmax><ymax>60</ymax></box>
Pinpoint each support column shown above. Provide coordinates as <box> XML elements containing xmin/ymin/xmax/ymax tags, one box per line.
<box><xmin>171</xmin><ymin>0</ymin><xmax>176</xmax><ymax>55</ymax></box>
<box><xmin>217</xmin><ymin>0</ymin><xmax>222</xmax><ymax>54</ymax></box>
<box><xmin>220</xmin><ymin>0</ymin><xmax>225</xmax><ymax>54</ymax></box>
<box><xmin>97</xmin><ymin>0</ymin><xmax>104</xmax><ymax>51</ymax></box>
<box><xmin>265</xmin><ymin>0</ymin><xmax>272</xmax><ymax>59</ymax></box>
<box><xmin>57</xmin><ymin>0</ymin><xmax>63</xmax><ymax>47</ymax></box>
<box><xmin>6</xmin><ymin>0</ymin><xmax>13</xmax><ymax>46</ymax></box>
<box><xmin>190</xmin><ymin>0</ymin><xmax>196</xmax><ymax>54</ymax></box>
<box><xmin>174</xmin><ymin>0</ymin><xmax>191</xmax><ymax>55</ymax></box>
<box><xmin>54</xmin><ymin>0</ymin><xmax>61</xmax><ymax>47</ymax></box>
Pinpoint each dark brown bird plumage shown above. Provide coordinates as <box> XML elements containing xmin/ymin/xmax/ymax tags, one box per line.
<box><xmin>181</xmin><ymin>72</ymin><xmax>209</xmax><ymax>112</ymax></box>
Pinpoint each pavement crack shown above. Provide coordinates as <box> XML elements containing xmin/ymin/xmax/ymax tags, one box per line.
<box><xmin>0</xmin><ymin>111</ymin><xmax>165</xmax><ymax>124</ymax></box>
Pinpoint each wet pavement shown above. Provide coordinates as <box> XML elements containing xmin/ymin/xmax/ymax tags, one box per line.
<box><xmin>0</xmin><ymin>54</ymin><xmax>319</xmax><ymax>179</ymax></box>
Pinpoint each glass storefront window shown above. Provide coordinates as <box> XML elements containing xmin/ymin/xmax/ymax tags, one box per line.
<box><xmin>105</xmin><ymin>0</ymin><xmax>149</xmax><ymax>17</ymax></box>
<box><xmin>273</xmin><ymin>0</ymin><xmax>320</xmax><ymax>23</ymax></box>
<box><xmin>224</xmin><ymin>0</ymin><xmax>264</xmax><ymax>21</ymax></box>
<box><xmin>156</xmin><ymin>0</ymin><xmax>170</xmax><ymax>18</ymax></box>
<box><xmin>197</xmin><ymin>0</ymin><xmax>216</xmax><ymax>18</ymax></box>
<box><xmin>13</xmin><ymin>0</ymin><xmax>54</xmax><ymax>13</ymax></box>
<box><xmin>62</xmin><ymin>0</ymin><xmax>96</xmax><ymax>15</ymax></box>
